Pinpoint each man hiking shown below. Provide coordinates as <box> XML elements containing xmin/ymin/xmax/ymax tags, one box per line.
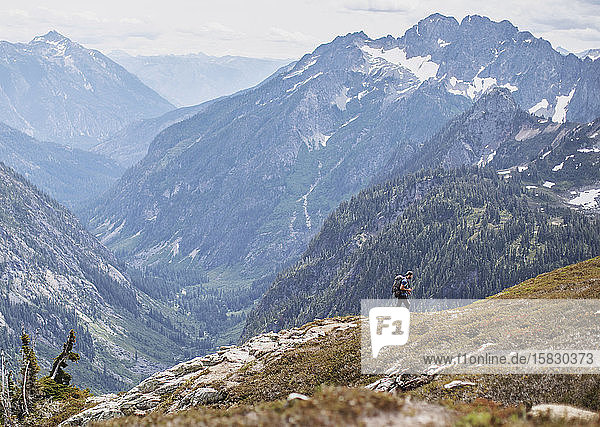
<box><xmin>392</xmin><ymin>271</ymin><xmax>413</xmax><ymax>309</ymax></box>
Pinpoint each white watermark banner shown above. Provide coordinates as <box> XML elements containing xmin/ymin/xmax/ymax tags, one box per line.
<box><xmin>361</xmin><ymin>299</ymin><xmax>600</xmax><ymax>374</ymax></box>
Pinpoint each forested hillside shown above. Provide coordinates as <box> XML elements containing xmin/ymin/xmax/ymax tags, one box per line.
<box><xmin>243</xmin><ymin>167</ymin><xmax>600</xmax><ymax>338</ymax></box>
<box><xmin>0</xmin><ymin>163</ymin><xmax>210</xmax><ymax>392</ymax></box>
<box><xmin>0</xmin><ymin>122</ymin><xmax>123</xmax><ymax>209</ymax></box>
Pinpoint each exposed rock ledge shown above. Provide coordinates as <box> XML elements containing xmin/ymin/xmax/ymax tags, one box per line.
<box><xmin>61</xmin><ymin>317</ymin><xmax>359</xmax><ymax>426</ymax></box>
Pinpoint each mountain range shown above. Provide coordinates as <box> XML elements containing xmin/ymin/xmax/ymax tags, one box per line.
<box><xmin>109</xmin><ymin>51</ymin><xmax>291</xmax><ymax>107</ymax></box>
<box><xmin>0</xmin><ymin>31</ymin><xmax>173</xmax><ymax>148</ymax></box>
<box><xmin>1</xmin><ymin>12</ymin><xmax>600</xmax><ymax>401</ymax></box>
<box><xmin>87</xmin><ymin>14</ymin><xmax>600</xmax><ymax>282</ymax></box>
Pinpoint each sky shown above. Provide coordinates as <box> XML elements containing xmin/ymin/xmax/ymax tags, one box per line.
<box><xmin>1</xmin><ymin>0</ymin><xmax>599</xmax><ymax>59</ymax></box>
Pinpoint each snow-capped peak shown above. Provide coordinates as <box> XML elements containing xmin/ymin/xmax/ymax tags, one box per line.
<box><xmin>31</xmin><ymin>30</ymin><xmax>71</xmax><ymax>45</ymax></box>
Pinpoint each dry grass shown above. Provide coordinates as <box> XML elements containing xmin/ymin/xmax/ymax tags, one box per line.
<box><xmin>94</xmin><ymin>258</ymin><xmax>600</xmax><ymax>426</ymax></box>
<box><xmin>494</xmin><ymin>256</ymin><xmax>600</xmax><ymax>299</ymax></box>
<box><xmin>95</xmin><ymin>386</ymin><xmax>412</xmax><ymax>427</ymax></box>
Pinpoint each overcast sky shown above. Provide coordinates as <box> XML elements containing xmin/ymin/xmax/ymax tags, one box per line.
<box><xmin>2</xmin><ymin>0</ymin><xmax>599</xmax><ymax>59</ymax></box>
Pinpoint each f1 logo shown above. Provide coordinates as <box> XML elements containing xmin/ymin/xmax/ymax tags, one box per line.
<box><xmin>369</xmin><ymin>307</ymin><xmax>410</xmax><ymax>358</ymax></box>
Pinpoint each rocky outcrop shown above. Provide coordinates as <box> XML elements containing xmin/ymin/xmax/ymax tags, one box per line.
<box><xmin>61</xmin><ymin>318</ymin><xmax>359</xmax><ymax>426</ymax></box>
<box><xmin>528</xmin><ymin>404</ymin><xmax>599</xmax><ymax>423</ymax></box>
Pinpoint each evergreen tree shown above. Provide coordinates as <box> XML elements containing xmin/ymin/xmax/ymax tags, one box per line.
<box><xmin>49</xmin><ymin>329</ymin><xmax>80</xmax><ymax>386</ymax></box>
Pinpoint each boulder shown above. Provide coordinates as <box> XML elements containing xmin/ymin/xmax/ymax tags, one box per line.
<box><xmin>528</xmin><ymin>404</ymin><xmax>599</xmax><ymax>423</ymax></box>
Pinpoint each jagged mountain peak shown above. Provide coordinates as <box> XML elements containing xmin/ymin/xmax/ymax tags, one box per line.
<box><xmin>472</xmin><ymin>86</ymin><xmax>519</xmax><ymax>113</ymax></box>
<box><xmin>31</xmin><ymin>30</ymin><xmax>72</xmax><ymax>44</ymax></box>
<box><xmin>0</xmin><ymin>31</ymin><xmax>173</xmax><ymax>146</ymax></box>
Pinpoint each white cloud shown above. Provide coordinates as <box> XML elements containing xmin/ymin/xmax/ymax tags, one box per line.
<box><xmin>344</xmin><ymin>0</ymin><xmax>412</xmax><ymax>12</ymax></box>
<box><xmin>266</xmin><ymin>27</ymin><xmax>313</xmax><ymax>44</ymax></box>
<box><xmin>0</xmin><ymin>1</ymin><xmax>598</xmax><ymax>59</ymax></box>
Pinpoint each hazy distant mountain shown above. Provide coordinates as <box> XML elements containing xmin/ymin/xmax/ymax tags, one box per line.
<box><xmin>0</xmin><ymin>31</ymin><xmax>173</xmax><ymax>148</ymax></box>
<box><xmin>576</xmin><ymin>48</ymin><xmax>600</xmax><ymax>61</ymax></box>
<box><xmin>92</xmin><ymin>103</ymin><xmax>210</xmax><ymax>167</ymax></box>
<box><xmin>109</xmin><ymin>51</ymin><xmax>291</xmax><ymax>107</ymax></box>
<box><xmin>87</xmin><ymin>14</ymin><xmax>600</xmax><ymax>279</ymax></box>
<box><xmin>0</xmin><ymin>122</ymin><xmax>122</xmax><ymax>209</ymax></box>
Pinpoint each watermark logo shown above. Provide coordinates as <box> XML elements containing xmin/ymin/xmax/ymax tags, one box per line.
<box><xmin>369</xmin><ymin>306</ymin><xmax>410</xmax><ymax>358</ymax></box>
<box><xmin>362</xmin><ymin>299</ymin><xmax>600</xmax><ymax>374</ymax></box>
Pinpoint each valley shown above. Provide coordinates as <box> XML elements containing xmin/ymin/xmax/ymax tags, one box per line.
<box><xmin>0</xmin><ymin>8</ymin><xmax>599</xmax><ymax>426</ymax></box>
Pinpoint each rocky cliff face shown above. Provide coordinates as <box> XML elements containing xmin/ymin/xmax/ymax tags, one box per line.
<box><xmin>0</xmin><ymin>31</ymin><xmax>173</xmax><ymax>148</ymax></box>
<box><xmin>389</xmin><ymin>87</ymin><xmax>570</xmax><ymax>174</ymax></box>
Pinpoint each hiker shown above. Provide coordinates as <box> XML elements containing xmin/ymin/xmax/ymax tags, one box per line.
<box><xmin>392</xmin><ymin>271</ymin><xmax>413</xmax><ymax>309</ymax></box>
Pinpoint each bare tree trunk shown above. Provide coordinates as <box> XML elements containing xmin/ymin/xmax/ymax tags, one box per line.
<box><xmin>1</xmin><ymin>351</ymin><xmax>13</xmax><ymax>426</ymax></box>
<box><xmin>49</xmin><ymin>353</ymin><xmax>68</xmax><ymax>381</ymax></box>
<box><xmin>22</xmin><ymin>360</ymin><xmax>29</xmax><ymax>416</ymax></box>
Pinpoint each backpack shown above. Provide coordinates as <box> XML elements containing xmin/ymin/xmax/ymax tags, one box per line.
<box><xmin>392</xmin><ymin>275</ymin><xmax>406</xmax><ymax>298</ymax></box>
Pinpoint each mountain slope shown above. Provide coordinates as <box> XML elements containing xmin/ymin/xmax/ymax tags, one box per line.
<box><xmin>521</xmin><ymin>116</ymin><xmax>600</xmax><ymax>210</ymax></box>
<box><xmin>0</xmin><ymin>31</ymin><xmax>173</xmax><ymax>147</ymax></box>
<box><xmin>0</xmin><ymin>122</ymin><xmax>123</xmax><ymax>209</ymax></box>
<box><xmin>110</xmin><ymin>51</ymin><xmax>290</xmax><ymax>107</ymax></box>
<box><xmin>61</xmin><ymin>257</ymin><xmax>600</xmax><ymax>426</ymax></box>
<box><xmin>91</xmin><ymin>103</ymin><xmax>212</xmax><ymax>168</ymax></box>
<box><xmin>243</xmin><ymin>168</ymin><xmax>600</xmax><ymax>338</ymax></box>
<box><xmin>87</xmin><ymin>14</ymin><xmax>600</xmax><ymax>281</ymax></box>
<box><xmin>398</xmin><ymin>88</ymin><xmax>571</xmax><ymax>172</ymax></box>
<box><xmin>0</xmin><ymin>163</ymin><xmax>203</xmax><ymax>392</ymax></box>
<box><xmin>86</xmin><ymin>29</ymin><xmax>469</xmax><ymax>274</ymax></box>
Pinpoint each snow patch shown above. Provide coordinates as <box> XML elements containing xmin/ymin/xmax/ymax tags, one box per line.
<box><xmin>500</xmin><ymin>83</ymin><xmax>518</xmax><ymax>92</ymax></box>
<box><xmin>515</xmin><ymin>127</ymin><xmax>541</xmax><ymax>141</ymax></box>
<box><xmin>333</xmin><ymin>87</ymin><xmax>351</xmax><ymax>111</ymax></box>
<box><xmin>286</xmin><ymin>72</ymin><xmax>323</xmax><ymax>94</ymax></box>
<box><xmin>578</xmin><ymin>147</ymin><xmax>600</xmax><ymax>153</ymax></box>
<box><xmin>528</xmin><ymin>99</ymin><xmax>550</xmax><ymax>115</ymax></box>
<box><xmin>188</xmin><ymin>248</ymin><xmax>200</xmax><ymax>260</ymax></box>
<box><xmin>446</xmin><ymin>76</ymin><xmax>501</xmax><ymax>100</ymax></box>
<box><xmin>340</xmin><ymin>115</ymin><xmax>359</xmax><ymax>128</ymax></box>
<box><xmin>360</xmin><ymin>45</ymin><xmax>439</xmax><ymax>81</ymax></box>
<box><xmin>543</xmin><ymin>181</ymin><xmax>555</xmax><ymax>188</ymax></box>
<box><xmin>284</xmin><ymin>57</ymin><xmax>319</xmax><ymax>79</ymax></box>
<box><xmin>170</xmin><ymin>238</ymin><xmax>182</xmax><ymax>258</ymax></box>
<box><xmin>437</xmin><ymin>38</ymin><xmax>451</xmax><ymax>47</ymax></box>
<box><xmin>552</xmin><ymin>88</ymin><xmax>576</xmax><ymax>123</ymax></box>
<box><xmin>569</xmin><ymin>189</ymin><xmax>600</xmax><ymax>208</ymax></box>
<box><xmin>552</xmin><ymin>162</ymin><xmax>564</xmax><ymax>171</ymax></box>
<box><xmin>301</xmin><ymin>131</ymin><xmax>330</xmax><ymax>150</ymax></box>
<box><xmin>100</xmin><ymin>220</ymin><xmax>125</xmax><ymax>244</ymax></box>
